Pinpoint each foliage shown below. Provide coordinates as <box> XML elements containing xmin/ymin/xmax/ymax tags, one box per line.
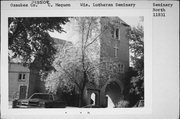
<box><xmin>45</xmin><ymin>42</ymin><xmax>77</xmax><ymax>93</ymax></box>
<box><xmin>45</xmin><ymin>17</ymin><xmax>129</xmax><ymax>107</ymax></box>
<box><xmin>127</xmin><ymin>23</ymin><xmax>144</xmax><ymax>105</ymax></box>
<box><xmin>45</xmin><ymin>17</ymin><xmax>113</xmax><ymax>106</ymax></box>
<box><xmin>129</xmin><ymin>70</ymin><xmax>144</xmax><ymax>100</ymax></box>
<box><xmin>123</xmin><ymin>67</ymin><xmax>138</xmax><ymax>96</ymax></box>
<box><xmin>129</xmin><ymin>25</ymin><xmax>144</xmax><ymax>70</ymax></box>
<box><xmin>115</xmin><ymin>100</ymin><xmax>130</xmax><ymax>108</ymax></box>
<box><xmin>8</xmin><ymin>17</ymin><xmax>69</xmax><ymax>71</ymax></box>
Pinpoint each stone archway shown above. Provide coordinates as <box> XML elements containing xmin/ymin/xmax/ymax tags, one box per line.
<box><xmin>90</xmin><ymin>93</ymin><xmax>96</xmax><ymax>105</ymax></box>
<box><xmin>87</xmin><ymin>89</ymin><xmax>100</xmax><ymax>106</ymax></box>
<box><xmin>104</xmin><ymin>81</ymin><xmax>124</xmax><ymax>107</ymax></box>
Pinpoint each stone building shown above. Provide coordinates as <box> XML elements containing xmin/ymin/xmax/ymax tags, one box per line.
<box><xmin>8</xmin><ymin>17</ymin><xmax>130</xmax><ymax>108</ymax></box>
<box><xmin>83</xmin><ymin>17</ymin><xmax>130</xmax><ymax>107</ymax></box>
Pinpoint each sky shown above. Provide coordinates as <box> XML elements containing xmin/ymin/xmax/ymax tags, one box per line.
<box><xmin>49</xmin><ymin>17</ymin><xmax>142</xmax><ymax>43</ymax></box>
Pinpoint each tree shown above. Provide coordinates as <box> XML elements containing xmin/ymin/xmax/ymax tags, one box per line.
<box><xmin>127</xmin><ymin>22</ymin><xmax>144</xmax><ymax>106</ymax></box>
<box><xmin>129</xmin><ymin>25</ymin><xmax>144</xmax><ymax>71</ymax></box>
<box><xmin>45</xmin><ymin>17</ymin><xmax>115</xmax><ymax>107</ymax></box>
<box><xmin>8</xmin><ymin>17</ymin><xmax>69</xmax><ymax>71</ymax></box>
<box><xmin>45</xmin><ymin>17</ymin><xmax>128</xmax><ymax>107</ymax></box>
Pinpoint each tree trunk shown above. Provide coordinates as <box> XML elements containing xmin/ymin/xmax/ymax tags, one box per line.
<box><xmin>78</xmin><ymin>74</ymin><xmax>87</xmax><ymax>107</ymax></box>
<box><xmin>78</xmin><ymin>89</ymin><xmax>84</xmax><ymax>107</ymax></box>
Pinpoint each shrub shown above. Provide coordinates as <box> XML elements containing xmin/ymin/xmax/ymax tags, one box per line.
<box><xmin>115</xmin><ymin>100</ymin><xmax>130</xmax><ymax>108</ymax></box>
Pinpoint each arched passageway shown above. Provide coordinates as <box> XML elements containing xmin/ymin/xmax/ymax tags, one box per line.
<box><xmin>90</xmin><ymin>93</ymin><xmax>96</xmax><ymax>105</ymax></box>
<box><xmin>105</xmin><ymin>81</ymin><xmax>123</xmax><ymax>107</ymax></box>
<box><xmin>87</xmin><ymin>89</ymin><xmax>100</xmax><ymax>106</ymax></box>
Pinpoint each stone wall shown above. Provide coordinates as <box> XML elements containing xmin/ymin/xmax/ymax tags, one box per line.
<box><xmin>84</xmin><ymin>17</ymin><xmax>130</xmax><ymax>107</ymax></box>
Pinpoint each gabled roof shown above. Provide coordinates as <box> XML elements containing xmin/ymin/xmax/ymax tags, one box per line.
<box><xmin>118</xmin><ymin>18</ymin><xmax>130</xmax><ymax>27</ymax></box>
<box><xmin>102</xmin><ymin>17</ymin><xmax>130</xmax><ymax>27</ymax></box>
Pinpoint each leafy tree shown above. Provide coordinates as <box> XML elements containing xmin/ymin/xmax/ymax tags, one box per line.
<box><xmin>129</xmin><ymin>25</ymin><xmax>144</xmax><ymax>71</ymax></box>
<box><xmin>127</xmin><ymin>23</ymin><xmax>144</xmax><ymax>106</ymax></box>
<box><xmin>45</xmin><ymin>17</ymin><xmax>129</xmax><ymax>107</ymax></box>
<box><xmin>8</xmin><ymin>17</ymin><xmax>69</xmax><ymax>71</ymax></box>
<box><xmin>45</xmin><ymin>17</ymin><xmax>115</xmax><ymax>107</ymax></box>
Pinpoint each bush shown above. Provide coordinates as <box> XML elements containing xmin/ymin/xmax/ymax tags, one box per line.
<box><xmin>115</xmin><ymin>100</ymin><xmax>129</xmax><ymax>108</ymax></box>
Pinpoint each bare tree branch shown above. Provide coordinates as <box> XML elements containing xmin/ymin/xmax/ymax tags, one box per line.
<box><xmin>85</xmin><ymin>27</ymin><xmax>108</xmax><ymax>48</ymax></box>
<box><xmin>85</xmin><ymin>19</ymin><xmax>92</xmax><ymax>45</ymax></box>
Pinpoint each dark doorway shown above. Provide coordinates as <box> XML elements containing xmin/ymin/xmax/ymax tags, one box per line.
<box><xmin>19</xmin><ymin>86</ymin><xmax>27</xmax><ymax>99</ymax></box>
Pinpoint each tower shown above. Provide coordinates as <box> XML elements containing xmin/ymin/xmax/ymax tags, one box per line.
<box><xmin>85</xmin><ymin>17</ymin><xmax>130</xmax><ymax>107</ymax></box>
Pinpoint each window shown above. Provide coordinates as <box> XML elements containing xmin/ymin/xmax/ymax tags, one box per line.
<box><xmin>119</xmin><ymin>64</ymin><xmax>125</xmax><ymax>73</ymax></box>
<box><xmin>18</xmin><ymin>73</ymin><xmax>26</xmax><ymax>81</ymax></box>
<box><xmin>116</xmin><ymin>28</ymin><xmax>119</xmax><ymax>39</ymax></box>
<box><xmin>112</xmin><ymin>27</ymin><xmax>120</xmax><ymax>40</ymax></box>
<box><xmin>114</xmin><ymin>44</ymin><xmax>118</xmax><ymax>58</ymax></box>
